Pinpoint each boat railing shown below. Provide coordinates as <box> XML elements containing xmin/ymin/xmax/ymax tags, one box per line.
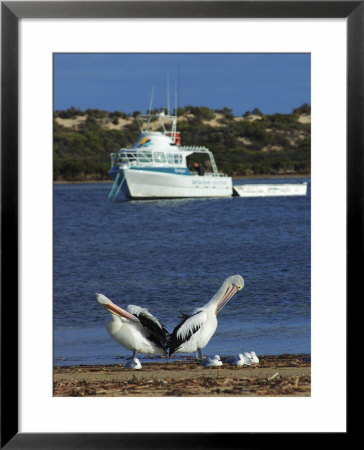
<box><xmin>110</xmin><ymin>146</ymin><xmax>227</xmax><ymax>177</ymax></box>
<box><xmin>136</xmin><ymin>112</ymin><xmax>178</xmax><ymax>141</ymax></box>
<box><xmin>179</xmin><ymin>145</ymin><xmax>210</xmax><ymax>152</ymax></box>
<box><xmin>180</xmin><ymin>146</ymin><xmax>220</xmax><ymax>175</ymax></box>
<box><xmin>190</xmin><ymin>172</ymin><xmax>228</xmax><ymax>177</ymax></box>
<box><xmin>110</xmin><ymin>150</ymin><xmax>154</xmax><ymax>168</ymax></box>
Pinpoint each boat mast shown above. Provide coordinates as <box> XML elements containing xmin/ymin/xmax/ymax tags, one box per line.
<box><xmin>172</xmin><ymin>72</ymin><xmax>179</xmax><ymax>141</ymax></box>
<box><xmin>145</xmin><ymin>84</ymin><xmax>155</xmax><ymax>131</ymax></box>
<box><xmin>148</xmin><ymin>84</ymin><xmax>155</xmax><ymax>115</ymax></box>
<box><xmin>136</xmin><ymin>77</ymin><xmax>179</xmax><ymax>141</ymax></box>
<box><xmin>167</xmin><ymin>73</ymin><xmax>170</xmax><ymax>116</ymax></box>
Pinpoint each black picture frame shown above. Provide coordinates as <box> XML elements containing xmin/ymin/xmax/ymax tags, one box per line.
<box><xmin>1</xmin><ymin>1</ymin><xmax>358</xmax><ymax>448</ymax></box>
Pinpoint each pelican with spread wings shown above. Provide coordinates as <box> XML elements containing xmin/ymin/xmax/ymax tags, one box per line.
<box><xmin>96</xmin><ymin>293</ymin><xmax>169</xmax><ymax>358</ymax></box>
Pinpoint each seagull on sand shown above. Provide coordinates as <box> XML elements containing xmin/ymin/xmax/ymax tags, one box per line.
<box><xmin>125</xmin><ymin>357</ymin><xmax>142</xmax><ymax>370</ymax></box>
<box><xmin>248</xmin><ymin>351</ymin><xmax>259</xmax><ymax>364</ymax></box>
<box><xmin>226</xmin><ymin>353</ymin><xmax>252</xmax><ymax>366</ymax></box>
<box><xmin>200</xmin><ymin>355</ymin><xmax>223</xmax><ymax>367</ymax></box>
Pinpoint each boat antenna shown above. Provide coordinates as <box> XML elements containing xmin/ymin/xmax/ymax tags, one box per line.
<box><xmin>177</xmin><ymin>64</ymin><xmax>180</xmax><ymax>115</ymax></box>
<box><xmin>174</xmin><ymin>74</ymin><xmax>178</xmax><ymax>117</ymax></box>
<box><xmin>167</xmin><ymin>73</ymin><xmax>170</xmax><ymax>116</ymax></box>
<box><xmin>148</xmin><ymin>84</ymin><xmax>155</xmax><ymax>115</ymax></box>
<box><xmin>173</xmin><ymin>70</ymin><xmax>179</xmax><ymax>142</ymax></box>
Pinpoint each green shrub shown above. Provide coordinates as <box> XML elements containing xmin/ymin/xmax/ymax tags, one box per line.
<box><xmin>53</xmin><ymin>104</ymin><xmax>310</xmax><ymax>180</ymax></box>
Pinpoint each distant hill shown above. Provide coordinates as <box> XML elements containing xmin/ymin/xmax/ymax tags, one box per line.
<box><xmin>53</xmin><ymin>104</ymin><xmax>310</xmax><ymax>181</ymax></box>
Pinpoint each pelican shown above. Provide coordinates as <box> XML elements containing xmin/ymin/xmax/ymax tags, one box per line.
<box><xmin>96</xmin><ymin>293</ymin><xmax>169</xmax><ymax>358</ymax></box>
<box><xmin>200</xmin><ymin>355</ymin><xmax>222</xmax><ymax>367</ymax></box>
<box><xmin>226</xmin><ymin>353</ymin><xmax>252</xmax><ymax>366</ymax></box>
<box><xmin>125</xmin><ymin>357</ymin><xmax>142</xmax><ymax>370</ymax></box>
<box><xmin>169</xmin><ymin>274</ymin><xmax>244</xmax><ymax>359</ymax></box>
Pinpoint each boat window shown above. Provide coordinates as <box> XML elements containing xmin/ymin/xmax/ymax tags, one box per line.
<box><xmin>174</xmin><ymin>154</ymin><xmax>182</xmax><ymax>164</ymax></box>
<box><xmin>154</xmin><ymin>152</ymin><xmax>166</xmax><ymax>163</ymax></box>
<box><xmin>167</xmin><ymin>153</ymin><xmax>174</xmax><ymax>164</ymax></box>
<box><xmin>127</xmin><ymin>153</ymin><xmax>137</xmax><ymax>161</ymax></box>
<box><xmin>138</xmin><ymin>152</ymin><xmax>152</xmax><ymax>162</ymax></box>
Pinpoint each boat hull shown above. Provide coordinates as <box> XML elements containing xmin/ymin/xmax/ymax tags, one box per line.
<box><xmin>110</xmin><ymin>168</ymin><xmax>233</xmax><ymax>199</ymax></box>
<box><xmin>233</xmin><ymin>182</ymin><xmax>308</xmax><ymax>197</ymax></box>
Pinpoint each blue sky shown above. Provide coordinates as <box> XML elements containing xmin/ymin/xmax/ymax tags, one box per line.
<box><xmin>53</xmin><ymin>53</ymin><xmax>310</xmax><ymax>116</ymax></box>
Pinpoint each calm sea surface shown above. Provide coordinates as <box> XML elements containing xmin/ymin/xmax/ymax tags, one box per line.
<box><xmin>53</xmin><ymin>178</ymin><xmax>311</xmax><ymax>366</ymax></box>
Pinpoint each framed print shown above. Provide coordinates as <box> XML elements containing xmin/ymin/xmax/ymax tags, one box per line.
<box><xmin>2</xmin><ymin>1</ymin><xmax>359</xmax><ymax>448</ymax></box>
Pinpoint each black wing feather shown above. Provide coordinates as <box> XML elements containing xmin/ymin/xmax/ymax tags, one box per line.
<box><xmin>135</xmin><ymin>312</ymin><xmax>170</xmax><ymax>351</ymax></box>
<box><xmin>169</xmin><ymin>312</ymin><xmax>202</xmax><ymax>356</ymax></box>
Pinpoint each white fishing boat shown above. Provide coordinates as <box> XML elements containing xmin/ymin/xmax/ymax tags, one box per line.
<box><xmin>107</xmin><ymin>111</ymin><xmax>232</xmax><ymax>200</ymax></box>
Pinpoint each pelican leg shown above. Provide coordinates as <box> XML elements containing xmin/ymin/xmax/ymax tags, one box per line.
<box><xmin>197</xmin><ymin>349</ymin><xmax>203</xmax><ymax>360</ymax></box>
<box><xmin>132</xmin><ymin>350</ymin><xmax>137</xmax><ymax>359</ymax></box>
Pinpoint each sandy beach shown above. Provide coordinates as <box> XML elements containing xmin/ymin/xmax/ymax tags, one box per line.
<box><xmin>54</xmin><ymin>354</ymin><xmax>310</xmax><ymax>397</ymax></box>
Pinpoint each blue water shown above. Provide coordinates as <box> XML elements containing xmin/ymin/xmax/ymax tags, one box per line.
<box><xmin>53</xmin><ymin>178</ymin><xmax>311</xmax><ymax>366</ymax></box>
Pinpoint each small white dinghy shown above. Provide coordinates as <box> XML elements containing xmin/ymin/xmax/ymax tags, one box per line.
<box><xmin>233</xmin><ymin>182</ymin><xmax>308</xmax><ymax>198</ymax></box>
<box><xmin>124</xmin><ymin>357</ymin><xmax>142</xmax><ymax>370</ymax></box>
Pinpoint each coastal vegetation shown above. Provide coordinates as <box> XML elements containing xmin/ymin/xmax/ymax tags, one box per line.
<box><xmin>53</xmin><ymin>104</ymin><xmax>310</xmax><ymax>181</ymax></box>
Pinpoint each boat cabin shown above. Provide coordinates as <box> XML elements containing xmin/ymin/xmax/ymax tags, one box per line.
<box><xmin>109</xmin><ymin>112</ymin><xmax>223</xmax><ymax>177</ymax></box>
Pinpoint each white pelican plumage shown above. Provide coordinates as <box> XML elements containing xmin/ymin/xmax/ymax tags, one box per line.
<box><xmin>169</xmin><ymin>274</ymin><xmax>244</xmax><ymax>359</ymax></box>
<box><xmin>125</xmin><ymin>357</ymin><xmax>142</xmax><ymax>370</ymax></box>
<box><xmin>96</xmin><ymin>293</ymin><xmax>169</xmax><ymax>358</ymax></box>
<box><xmin>200</xmin><ymin>355</ymin><xmax>222</xmax><ymax>367</ymax></box>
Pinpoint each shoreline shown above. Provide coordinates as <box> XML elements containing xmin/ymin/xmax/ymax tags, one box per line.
<box><xmin>54</xmin><ymin>354</ymin><xmax>311</xmax><ymax>397</ymax></box>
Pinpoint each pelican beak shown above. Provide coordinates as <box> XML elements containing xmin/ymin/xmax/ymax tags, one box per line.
<box><xmin>216</xmin><ymin>284</ymin><xmax>239</xmax><ymax>315</ymax></box>
<box><xmin>95</xmin><ymin>293</ymin><xmax>139</xmax><ymax>322</ymax></box>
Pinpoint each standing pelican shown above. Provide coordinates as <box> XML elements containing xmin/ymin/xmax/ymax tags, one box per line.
<box><xmin>96</xmin><ymin>293</ymin><xmax>169</xmax><ymax>358</ymax></box>
<box><xmin>169</xmin><ymin>274</ymin><xmax>244</xmax><ymax>359</ymax></box>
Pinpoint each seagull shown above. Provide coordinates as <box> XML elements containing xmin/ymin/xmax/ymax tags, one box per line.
<box><xmin>124</xmin><ymin>357</ymin><xmax>142</xmax><ymax>370</ymax></box>
<box><xmin>96</xmin><ymin>293</ymin><xmax>169</xmax><ymax>359</ymax></box>
<box><xmin>243</xmin><ymin>352</ymin><xmax>254</xmax><ymax>363</ymax></box>
<box><xmin>169</xmin><ymin>274</ymin><xmax>244</xmax><ymax>359</ymax></box>
<box><xmin>226</xmin><ymin>353</ymin><xmax>252</xmax><ymax>366</ymax></box>
<box><xmin>249</xmin><ymin>351</ymin><xmax>259</xmax><ymax>364</ymax></box>
<box><xmin>200</xmin><ymin>355</ymin><xmax>222</xmax><ymax>367</ymax></box>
